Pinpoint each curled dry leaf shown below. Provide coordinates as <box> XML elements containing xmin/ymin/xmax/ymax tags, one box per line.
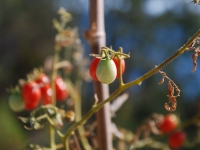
<box><xmin>158</xmin><ymin>70</ymin><xmax>180</xmax><ymax>111</ymax></box>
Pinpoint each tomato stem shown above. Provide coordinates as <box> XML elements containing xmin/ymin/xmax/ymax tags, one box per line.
<box><xmin>49</xmin><ymin>125</ymin><xmax>56</xmax><ymax>149</ymax></box>
<box><xmin>49</xmin><ymin>41</ymin><xmax>60</xmax><ymax>150</ymax></box>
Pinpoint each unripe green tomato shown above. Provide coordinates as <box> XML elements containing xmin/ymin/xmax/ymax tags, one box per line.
<box><xmin>9</xmin><ymin>92</ymin><xmax>24</xmax><ymax>112</ymax></box>
<box><xmin>96</xmin><ymin>58</ymin><xmax>117</xmax><ymax>84</ymax></box>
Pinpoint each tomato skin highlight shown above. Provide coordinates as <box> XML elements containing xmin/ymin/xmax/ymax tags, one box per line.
<box><xmin>89</xmin><ymin>58</ymin><xmax>101</xmax><ymax>81</ymax></box>
<box><xmin>22</xmin><ymin>81</ymin><xmax>41</xmax><ymax>110</ymax></box>
<box><xmin>96</xmin><ymin>58</ymin><xmax>117</xmax><ymax>84</ymax></box>
<box><xmin>112</xmin><ymin>57</ymin><xmax>125</xmax><ymax>78</ymax></box>
<box><xmin>41</xmin><ymin>84</ymin><xmax>53</xmax><ymax>105</ymax></box>
<box><xmin>168</xmin><ymin>131</ymin><xmax>186</xmax><ymax>149</ymax></box>
<box><xmin>159</xmin><ymin>114</ymin><xmax>178</xmax><ymax>134</ymax></box>
<box><xmin>55</xmin><ymin>76</ymin><xmax>68</xmax><ymax>101</ymax></box>
<box><xmin>35</xmin><ymin>73</ymin><xmax>52</xmax><ymax>105</ymax></box>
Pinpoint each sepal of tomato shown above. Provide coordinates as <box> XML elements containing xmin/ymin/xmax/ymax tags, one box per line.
<box><xmin>89</xmin><ymin>58</ymin><xmax>101</xmax><ymax>81</ymax></box>
<box><xmin>112</xmin><ymin>57</ymin><xmax>125</xmax><ymax>78</ymax></box>
<box><xmin>96</xmin><ymin>58</ymin><xmax>117</xmax><ymax>84</ymax></box>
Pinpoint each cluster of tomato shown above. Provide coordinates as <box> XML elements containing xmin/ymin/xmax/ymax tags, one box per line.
<box><xmin>9</xmin><ymin>73</ymin><xmax>68</xmax><ymax>111</ymax></box>
<box><xmin>89</xmin><ymin>57</ymin><xmax>125</xmax><ymax>84</ymax></box>
<box><xmin>158</xmin><ymin>114</ymin><xmax>186</xmax><ymax>149</ymax></box>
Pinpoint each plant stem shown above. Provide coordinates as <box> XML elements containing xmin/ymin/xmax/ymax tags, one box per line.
<box><xmin>66</xmin><ymin>80</ymin><xmax>92</xmax><ymax>150</ymax></box>
<box><xmin>118</xmin><ymin>47</ymin><xmax>124</xmax><ymax>87</ymax></box>
<box><xmin>63</xmin><ymin>137</ymin><xmax>70</xmax><ymax>150</ymax></box>
<box><xmin>51</xmin><ymin>45</ymin><xmax>60</xmax><ymax>105</ymax></box>
<box><xmin>49</xmin><ymin>44</ymin><xmax>60</xmax><ymax>149</ymax></box>
<box><xmin>63</xmin><ymin>29</ymin><xmax>200</xmax><ymax>148</ymax></box>
<box><xmin>50</xmin><ymin>125</ymin><xmax>56</xmax><ymax>150</ymax></box>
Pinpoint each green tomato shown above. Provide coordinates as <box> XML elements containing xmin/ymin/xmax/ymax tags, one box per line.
<box><xmin>96</xmin><ymin>58</ymin><xmax>117</xmax><ymax>84</ymax></box>
<box><xmin>9</xmin><ymin>92</ymin><xmax>24</xmax><ymax>112</ymax></box>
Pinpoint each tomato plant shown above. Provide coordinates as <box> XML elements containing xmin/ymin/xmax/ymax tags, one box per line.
<box><xmin>168</xmin><ymin>131</ymin><xmax>186</xmax><ymax>149</ymax></box>
<box><xmin>55</xmin><ymin>76</ymin><xmax>68</xmax><ymax>101</ymax></box>
<box><xmin>112</xmin><ymin>57</ymin><xmax>125</xmax><ymax>78</ymax></box>
<box><xmin>8</xmin><ymin>5</ymin><xmax>200</xmax><ymax>150</ymax></box>
<box><xmin>158</xmin><ymin>114</ymin><xmax>178</xmax><ymax>134</ymax></box>
<box><xmin>89</xmin><ymin>57</ymin><xmax>101</xmax><ymax>81</ymax></box>
<box><xmin>96</xmin><ymin>58</ymin><xmax>117</xmax><ymax>84</ymax></box>
<box><xmin>22</xmin><ymin>81</ymin><xmax>41</xmax><ymax>110</ymax></box>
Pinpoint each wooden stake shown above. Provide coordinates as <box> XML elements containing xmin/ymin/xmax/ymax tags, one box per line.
<box><xmin>85</xmin><ymin>0</ymin><xmax>113</xmax><ymax>150</ymax></box>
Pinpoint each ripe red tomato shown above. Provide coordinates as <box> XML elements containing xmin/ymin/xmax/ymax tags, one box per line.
<box><xmin>112</xmin><ymin>57</ymin><xmax>125</xmax><ymax>78</ymax></box>
<box><xmin>159</xmin><ymin>114</ymin><xmax>178</xmax><ymax>134</ymax></box>
<box><xmin>89</xmin><ymin>58</ymin><xmax>101</xmax><ymax>81</ymax></box>
<box><xmin>41</xmin><ymin>84</ymin><xmax>52</xmax><ymax>105</ymax></box>
<box><xmin>55</xmin><ymin>76</ymin><xmax>68</xmax><ymax>101</ymax></box>
<box><xmin>168</xmin><ymin>131</ymin><xmax>186</xmax><ymax>149</ymax></box>
<box><xmin>22</xmin><ymin>81</ymin><xmax>41</xmax><ymax>110</ymax></box>
<box><xmin>25</xmin><ymin>102</ymin><xmax>39</xmax><ymax>111</ymax></box>
<box><xmin>96</xmin><ymin>58</ymin><xmax>117</xmax><ymax>84</ymax></box>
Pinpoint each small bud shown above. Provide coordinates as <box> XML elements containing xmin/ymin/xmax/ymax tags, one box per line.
<box><xmin>65</xmin><ymin>110</ymin><xmax>75</xmax><ymax>122</ymax></box>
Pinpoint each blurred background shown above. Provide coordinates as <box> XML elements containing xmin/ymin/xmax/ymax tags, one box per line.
<box><xmin>1</xmin><ymin>0</ymin><xmax>200</xmax><ymax>149</ymax></box>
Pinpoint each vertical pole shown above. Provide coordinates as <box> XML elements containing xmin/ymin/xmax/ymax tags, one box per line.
<box><xmin>87</xmin><ymin>0</ymin><xmax>113</xmax><ymax>150</ymax></box>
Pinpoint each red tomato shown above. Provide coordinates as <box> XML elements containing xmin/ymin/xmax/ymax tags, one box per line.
<box><xmin>41</xmin><ymin>84</ymin><xmax>52</xmax><ymax>105</ymax></box>
<box><xmin>89</xmin><ymin>58</ymin><xmax>100</xmax><ymax>81</ymax></box>
<box><xmin>159</xmin><ymin>114</ymin><xmax>178</xmax><ymax>134</ymax></box>
<box><xmin>55</xmin><ymin>76</ymin><xmax>68</xmax><ymax>101</ymax></box>
<box><xmin>22</xmin><ymin>81</ymin><xmax>41</xmax><ymax>110</ymax></box>
<box><xmin>168</xmin><ymin>131</ymin><xmax>186</xmax><ymax>149</ymax></box>
<box><xmin>25</xmin><ymin>102</ymin><xmax>39</xmax><ymax>111</ymax></box>
<box><xmin>112</xmin><ymin>57</ymin><xmax>125</xmax><ymax>78</ymax></box>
